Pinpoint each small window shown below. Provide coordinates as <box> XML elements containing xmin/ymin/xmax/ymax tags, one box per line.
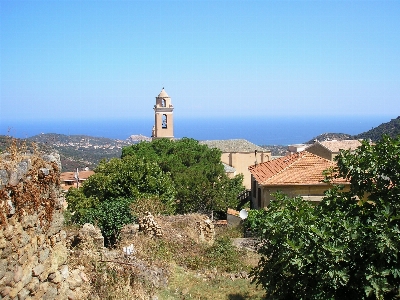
<box><xmin>257</xmin><ymin>188</ymin><xmax>262</xmax><ymax>208</ymax></box>
<box><xmin>161</xmin><ymin>99</ymin><xmax>166</xmax><ymax>107</ymax></box>
<box><xmin>162</xmin><ymin>114</ymin><xmax>167</xmax><ymax>129</ymax></box>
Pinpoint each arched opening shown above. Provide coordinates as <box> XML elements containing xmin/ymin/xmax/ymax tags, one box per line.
<box><xmin>162</xmin><ymin>114</ymin><xmax>168</xmax><ymax>129</ymax></box>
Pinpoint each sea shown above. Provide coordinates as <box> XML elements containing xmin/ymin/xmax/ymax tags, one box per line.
<box><xmin>0</xmin><ymin>115</ymin><xmax>393</xmax><ymax>146</ymax></box>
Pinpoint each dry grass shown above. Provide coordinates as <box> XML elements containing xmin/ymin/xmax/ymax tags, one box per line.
<box><xmin>157</xmin><ymin>264</ymin><xmax>266</xmax><ymax>300</ymax></box>
<box><xmin>67</xmin><ymin>231</ymin><xmax>159</xmax><ymax>300</ymax></box>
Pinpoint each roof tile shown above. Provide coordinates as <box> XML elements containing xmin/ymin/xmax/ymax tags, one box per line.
<box><xmin>249</xmin><ymin>151</ymin><xmax>347</xmax><ymax>185</ymax></box>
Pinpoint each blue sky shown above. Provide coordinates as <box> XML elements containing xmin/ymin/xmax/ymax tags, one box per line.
<box><xmin>1</xmin><ymin>0</ymin><xmax>399</xmax><ymax>122</ymax></box>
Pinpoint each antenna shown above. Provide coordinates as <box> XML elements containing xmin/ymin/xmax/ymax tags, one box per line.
<box><xmin>239</xmin><ymin>209</ymin><xmax>248</xmax><ymax>220</ymax></box>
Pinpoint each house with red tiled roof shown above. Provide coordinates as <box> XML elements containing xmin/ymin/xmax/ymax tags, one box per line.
<box><xmin>305</xmin><ymin>140</ymin><xmax>362</xmax><ymax>161</ymax></box>
<box><xmin>60</xmin><ymin>169</ymin><xmax>95</xmax><ymax>191</ymax></box>
<box><xmin>248</xmin><ymin>151</ymin><xmax>348</xmax><ymax>208</ymax></box>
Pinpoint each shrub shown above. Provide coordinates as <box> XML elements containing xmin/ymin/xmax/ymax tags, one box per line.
<box><xmin>82</xmin><ymin>197</ymin><xmax>136</xmax><ymax>247</ymax></box>
<box><xmin>251</xmin><ymin>136</ymin><xmax>400</xmax><ymax>299</ymax></box>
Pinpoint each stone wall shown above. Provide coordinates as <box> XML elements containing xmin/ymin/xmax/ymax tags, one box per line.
<box><xmin>0</xmin><ymin>150</ymin><xmax>85</xmax><ymax>299</ymax></box>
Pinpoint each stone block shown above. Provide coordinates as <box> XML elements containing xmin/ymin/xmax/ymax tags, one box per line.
<box><xmin>13</xmin><ymin>265</ymin><xmax>23</xmax><ymax>282</ymax></box>
<box><xmin>58</xmin><ymin>280</ymin><xmax>70</xmax><ymax>298</ymax></box>
<box><xmin>18</xmin><ymin>287</ymin><xmax>31</xmax><ymax>300</ymax></box>
<box><xmin>0</xmin><ymin>237</ymin><xmax>6</xmax><ymax>249</ymax></box>
<box><xmin>0</xmin><ymin>258</ymin><xmax>7</xmax><ymax>279</ymax></box>
<box><xmin>11</xmin><ymin>232</ymin><xmax>30</xmax><ymax>252</ymax></box>
<box><xmin>67</xmin><ymin>269</ymin><xmax>83</xmax><ymax>290</ymax></box>
<box><xmin>60</xmin><ymin>265</ymin><xmax>69</xmax><ymax>279</ymax></box>
<box><xmin>3</xmin><ymin>224</ymin><xmax>14</xmax><ymax>240</ymax></box>
<box><xmin>0</xmin><ymin>169</ymin><xmax>9</xmax><ymax>187</ymax></box>
<box><xmin>8</xmin><ymin>280</ymin><xmax>24</xmax><ymax>298</ymax></box>
<box><xmin>36</xmin><ymin>234</ymin><xmax>46</xmax><ymax>248</ymax></box>
<box><xmin>67</xmin><ymin>289</ymin><xmax>76</xmax><ymax>300</ymax></box>
<box><xmin>51</xmin><ymin>243</ymin><xmax>68</xmax><ymax>266</ymax></box>
<box><xmin>39</xmin><ymin>248</ymin><xmax>50</xmax><ymax>263</ymax></box>
<box><xmin>25</xmin><ymin>277</ymin><xmax>39</xmax><ymax>292</ymax></box>
<box><xmin>32</xmin><ymin>282</ymin><xmax>48</xmax><ymax>300</ymax></box>
<box><xmin>21</xmin><ymin>215</ymin><xmax>37</xmax><ymax>229</ymax></box>
<box><xmin>46</xmin><ymin>212</ymin><xmax>64</xmax><ymax>237</ymax></box>
<box><xmin>32</xmin><ymin>264</ymin><xmax>44</xmax><ymax>277</ymax></box>
<box><xmin>1</xmin><ymin>285</ymin><xmax>11</xmax><ymax>297</ymax></box>
<box><xmin>0</xmin><ymin>270</ymin><xmax>14</xmax><ymax>286</ymax></box>
<box><xmin>48</xmin><ymin>270</ymin><xmax>62</xmax><ymax>283</ymax></box>
<box><xmin>42</xmin><ymin>283</ymin><xmax>58</xmax><ymax>300</ymax></box>
<box><xmin>20</xmin><ymin>265</ymin><xmax>33</xmax><ymax>287</ymax></box>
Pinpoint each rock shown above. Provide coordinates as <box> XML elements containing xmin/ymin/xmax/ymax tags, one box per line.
<box><xmin>39</xmin><ymin>248</ymin><xmax>50</xmax><ymax>263</ymax></box>
<box><xmin>42</xmin><ymin>153</ymin><xmax>61</xmax><ymax>171</ymax></box>
<box><xmin>0</xmin><ymin>169</ymin><xmax>8</xmax><ymax>188</ymax></box>
<box><xmin>0</xmin><ymin>258</ymin><xmax>7</xmax><ymax>279</ymax></box>
<box><xmin>17</xmin><ymin>287</ymin><xmax>30</xmax><ymax>300</ymax></box>
<box><xmin>1</xmin><ymin>285</ymin><xmax>11</xmax><ymax>297</ymax></box>
<box><xmin>25</xmin><ymin>277</ymin><xmax>39</xmax><ymax>292</ymax></box>
<box><xmin>48</xmin><ymin>271</ymin><xmax>62</xmax><ymax>284</ymax></box>
<box><xmin>9</xmin><ymin>281</ymin><xmax>24</xmax><ymax>298</ymax></box>
<box><xmin>67</xmin><ymin>269</ymin><xmax>83</xmax><ymax>290</ymax></box>
<box><xmin>60</xmin><ymin>265</ymin><xmax>69</xmax><ymax>279</ymax></box>
<box><xmin>42</xmin><ymin>283</ymin><xmax>58</xmax><ymax>300</ymax></box>
<box><xmin>78</xmin><ymin>223</ymin><xmax>104</xmax><ymax>248</ymax></box>
<box><xmin>32</xmin><ymin>264</ymin><xmax>45</xmax><ymax>277</ymax></box>
<box><xmin>138</xmin><ymin>212</ymin><xmax>163</xmax><ymax>237</ymax></box>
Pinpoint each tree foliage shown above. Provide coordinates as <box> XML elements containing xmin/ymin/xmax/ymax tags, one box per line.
<box><xmin>251</xmin><ymin>136</ymin><xmax>400</xmax><ymax>299</ymax></box>
<box><xmin>66</xmin><ymin>154</ymin><xmax>176</xmax><ymax>246</ymax></box>
<box><xmin>122</xmin><ymin>138</ymin><xmax>245</xmax><ymax>214</ymax></box>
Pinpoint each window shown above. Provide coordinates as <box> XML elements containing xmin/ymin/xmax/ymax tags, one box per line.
<box><xmin>162</xmin><ymin>114</ymin><xmax>167</xmax><ymax>128</ymax></box>
<box><xmin>257</xmin><ymin>188</ymin><xmax>262</xmax><ymax>208</ymax></box>
<box><xmin>161</xmin><ymin>99</ymin><xmax>166</xmax><ymax>107</ymax></box>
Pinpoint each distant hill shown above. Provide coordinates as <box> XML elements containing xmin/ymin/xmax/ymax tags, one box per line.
<box><xmin>303</xmin><ymin>116</ymin><xmax>400</xmax><ymax>144</ymax></box>
<box><xmin>354</xmin><ymin>116</ymin><xmax>400</xmax><ymax>142</ymax></box>
<box><xmin>26</xmin><ymin>133</ymin><xmax>134</xmax><ymax>172</ymax></box>
<box><xmin>2</xmin><ymin>116</ymin><xmax>399</xmax><ymax>171</ymax></box>
<box><xmin>304</xmin><ymin>133</ymin><xmax>354</xmax><ymax>144</ymax></box>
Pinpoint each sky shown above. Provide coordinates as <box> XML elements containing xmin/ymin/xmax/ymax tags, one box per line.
<box><xmin>1</xmin><ymin>0</ymin><xmax>399</xmax><ymax>123</ymax></box>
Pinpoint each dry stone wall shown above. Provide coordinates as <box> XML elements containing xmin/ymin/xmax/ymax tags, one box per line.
<box><xmin>0</xmin><ymin>150</ymin><xmax>86</xmax><ymax>300</ymax></box>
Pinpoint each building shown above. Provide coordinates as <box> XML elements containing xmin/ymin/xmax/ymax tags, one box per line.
<box><xmin>60</xmin><ymin>169</ymin><xmax>95</xmax><ymax>191</ymax></box>
<box><xmin>305</xmin><ymin>140</ymin><xmax>362</xmax><ymax>161</ymax></box>
<box><xmin>200</xmin><ymin>139</ymin><xmax>271</xmax><ymax>190</ymax></box>
<box><xmin>151</xmin><ymin>88</ymin><xmax>174</xmax><ymax>140</ymax></box>
<box><xmin>248</xmin><ymin>151</ymin><xmax>348</xmax><ymax>209</ymax></box>
<box><xmin>287</xmin><ymin>144</ymin><xmax>309</xmax><ymax>154</ymax></box>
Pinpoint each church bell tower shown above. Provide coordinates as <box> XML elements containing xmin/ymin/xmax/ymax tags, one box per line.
<box><xmin>151</xmin><ymin>88</ymin><xmax>174</xmax><ymax>140</ymax></box>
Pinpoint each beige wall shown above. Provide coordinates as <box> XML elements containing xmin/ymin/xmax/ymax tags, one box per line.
<box><xmin>221</xmin><ymin>151</ymin><xmax>270</xmax><ymax>190</ymax></box>
<box><xmin>154</xmin><ymin>111</ymin><xmax>174</xmax><ymax>139</ymax></box>
<box><xmin>306</xmin><ymin>144</ymin><xmax>334</xmax><ymax>160</ymax></box>
<box><xmin>250</xmin><ymin>177</ymin><xmax>338</xmax><ymax>208</ymax></box>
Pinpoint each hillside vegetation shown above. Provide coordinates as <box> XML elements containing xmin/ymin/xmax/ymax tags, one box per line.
<box><xmin>354</xmin><ymin>116</ymin><xmax>400</xmax><ymax>141</ymax></box>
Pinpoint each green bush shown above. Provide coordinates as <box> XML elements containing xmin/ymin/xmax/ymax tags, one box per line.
<box><xmin>206</xmin><ymin>236</ymin><xmax>245</xmax><ymax>273</ymax></box>
<box><xmin>82</xmin><ymin>197</ymin><xmax>136</xmax><ymax>247</ymax></box>
<box><xmin>251</xmin><ymin>136</ymin><xmax>400</xmax><ymax>299</ymax></box>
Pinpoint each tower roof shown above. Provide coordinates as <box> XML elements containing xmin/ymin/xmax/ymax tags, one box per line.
<box><xmin>157</xmin><ymin>88</ymin><xmax>169</xmax><ymax>98</ymax></box>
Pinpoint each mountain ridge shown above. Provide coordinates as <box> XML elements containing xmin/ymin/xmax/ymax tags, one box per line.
<box><xmin>1</xmin><ymin>116</ymin><xmax>399</xmax><ymax>171</ymax></box>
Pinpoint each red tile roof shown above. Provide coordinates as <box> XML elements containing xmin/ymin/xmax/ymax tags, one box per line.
<box><xmin>60</xmin><ymin>171</ymin><xmax>95</xmax><ymax>182</ymax></box>
<box><xmin>248</xmin><ymin>151</ymin><xmax>347</xmax><ymax>185</ymax></box>
<box><xmin>60</xmin><ymin>170</ymin><xmax>95</xmax><ymax>191</ymax></box>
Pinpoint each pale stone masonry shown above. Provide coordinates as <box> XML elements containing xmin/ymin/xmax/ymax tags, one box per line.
<box><xmin>0</xmin><ymin>152</ymin><xmax>88</xmax><ymax>299</ymax></box>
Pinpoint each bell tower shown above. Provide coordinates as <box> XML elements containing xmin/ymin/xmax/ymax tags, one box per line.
<box><xmin>152</xmin><ymin>88</ymin><xmax>174</xmax><ymax>140</ymax></box>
